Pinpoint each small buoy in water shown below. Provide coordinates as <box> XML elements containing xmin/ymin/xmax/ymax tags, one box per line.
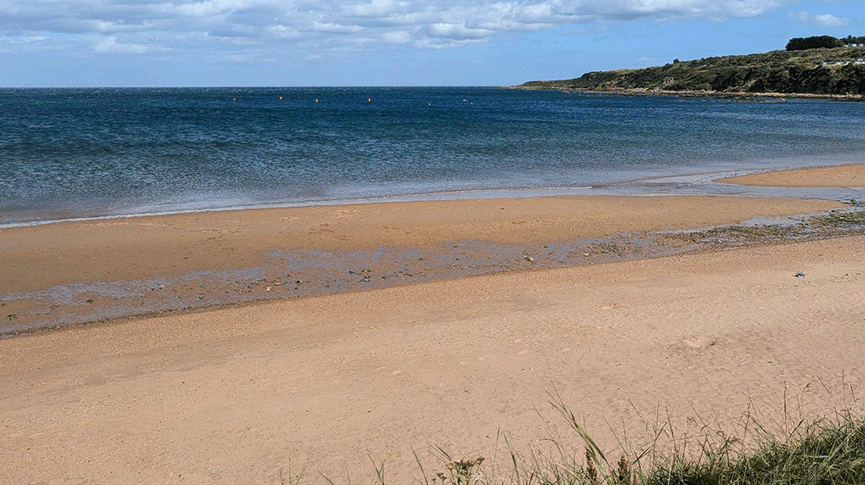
<box><xmin>279</xmin><ymin>95</ymin><xmax>283</xmax><ymax>100</ymax></box>
<box><xmin>232</xmin><ymin>97</ymin><xmax>237</xmax><ymax>101</ymax></box>
<box><xmin>368</xmin><ymin>97</ymin><xmax>372</xmax><ymax>103</ymax></box>
<box><xmin>315</xmin><ymin>98</ymin><xmax>319</xmax><ymax>103</ymax></box>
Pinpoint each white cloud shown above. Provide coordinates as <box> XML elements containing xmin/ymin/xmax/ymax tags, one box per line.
<box><xmin>789</xmin><ymin>10</ymin><xmax>852</xmax><ymax>27</ymax></box>
<box><xmin>382</xmin><ymin>30</ymin><xmax>412</xmax><ymax>44</ymax></box>
<box><xmin>0</xmin><ymin>0</ymin><xmax>810</xmax><ymax>60</ymax></box>
<box><xmin>313</xmin><ymin>22</ymin><xmax>364</xmax><ymax>34</ymax></box>
<box><xmin>0</xmin><ymin>33</ymin><xmax>46</xmax><ymax>54</ymax></box>
<box><xmin>0</xmin><ymin>34</ymin><xmax>46</xmax><ymax>44</ymax></box>
<box><xmin>813</xmin><ymin>13</ymin><xmax>851</xmax><ymax>27</ymax></box>
<box><xmin>427</xmin><ymin>22</ymin><xmax>491</xmax><ymax>39</ymax></box>
<box><xmin>93</xmin><ymin>36</ymin><xmax>151</xmax><ymax>53</ymax></box>
<box><xmin>267</xmin><ymin>24</ymin><xmax>299</xmax><ymax>38</ymax></box>
<box><xmin>346</xmin><ymin>0</ymin><xmax>409</xmax><ymax>17</ymax></box>
<box><xmin>817</xmin><ymin>14</ymin><xmax>849</xmax><ymax>27</ymax></box>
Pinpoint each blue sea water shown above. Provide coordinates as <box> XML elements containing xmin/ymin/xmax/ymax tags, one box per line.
<box><xmin>2</xmin><ymin>86</ymin><xmax>865</xmax><ymax>226</ymax></box>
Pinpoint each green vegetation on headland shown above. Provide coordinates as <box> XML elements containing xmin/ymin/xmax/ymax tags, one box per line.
<box><xmin>519</xmin><ymin>36</ymin><xmax>865</xmax><ymax>98</ymax></box>
<box><xmin>787</xmin><ymin>35</ymin><xmax>865</xmax><ymax>51</ymax></box>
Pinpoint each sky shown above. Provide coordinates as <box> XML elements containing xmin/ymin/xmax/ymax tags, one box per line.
<box><xmin>1</xmin><ymin>0</ymin><xmax>863</xmax><ymax>87</ymax></box>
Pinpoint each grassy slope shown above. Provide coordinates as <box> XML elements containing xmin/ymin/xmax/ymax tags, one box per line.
<box><xmin>520</xmin><ymin>47</ymin><xmax>865</xmax><ymax>96</ymax></box>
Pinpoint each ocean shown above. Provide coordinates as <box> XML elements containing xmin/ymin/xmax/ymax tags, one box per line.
<box><xmin>2</xmin><ymin>86</ymin><xmax>865</xmax><ymax>227</ymax></box>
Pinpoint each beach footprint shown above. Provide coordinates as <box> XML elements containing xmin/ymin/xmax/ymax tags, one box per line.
<box><xmin>683</xmin><ymin>336</ymin><xmax>717</xmax><ymax>348</ymax></box>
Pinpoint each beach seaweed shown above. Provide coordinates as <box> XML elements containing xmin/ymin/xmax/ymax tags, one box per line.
<box><xmin>811</xmin><ymin>209</ymin><xmax>865</xmax><ymax>228</ymax></box>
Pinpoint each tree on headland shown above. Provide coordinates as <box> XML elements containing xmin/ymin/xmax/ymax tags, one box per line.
<box><xmin>786</xmin><ymin>35</ymin><xmax>842</xmax><ymax>51</ymax></box>
<box><xmin>842</xmin><ymin>35</ymin><xmax>865</xmax><ymax>45</ymax></box>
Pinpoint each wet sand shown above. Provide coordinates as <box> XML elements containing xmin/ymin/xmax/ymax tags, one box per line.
<box><xmin>0</xmin><ymin>195</ymin><xmax>844</xmax><ymax>335</ymax></box>
<box><xmin>1</xmin><ymin>165</ymin><xmax>864</xmax><ymax>484</ymax></box>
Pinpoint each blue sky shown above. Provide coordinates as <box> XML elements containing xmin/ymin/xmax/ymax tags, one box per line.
<box><xmin>1</xmin><ymin>0</ymin><xmax>862</xmax><ymax>87</ymax></box>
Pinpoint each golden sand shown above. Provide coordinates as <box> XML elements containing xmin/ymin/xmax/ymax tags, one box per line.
<box><xmin>2</xmin><ymin>165</ymin><xmax>863</xmax><ymax>484</ymax></box>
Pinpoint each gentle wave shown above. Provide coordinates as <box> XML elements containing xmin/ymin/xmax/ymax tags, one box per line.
<box><xmin>2</xmin><ymin>86</ymin><xmax>865</xmax><ymax>225</ymax></box>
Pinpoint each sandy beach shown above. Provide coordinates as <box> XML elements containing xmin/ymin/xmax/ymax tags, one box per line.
<box><xmin>717</xmin><ymin>163</ymin><xmax>865</xmax><ymax>188</ymax></box>
<box><xmin>2</xmin><ymin>194</ymin><xmax>849</xmax><ymax>336</ymax></box>
<box><xmin>1</xmin><ymin>165</ymin><xmax>864</xmax><ymax>484</ymax></box>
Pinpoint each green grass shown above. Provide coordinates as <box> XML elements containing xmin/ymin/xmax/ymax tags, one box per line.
<box><xmin>302</xmin><ymin>394</ymin><xmax>865</xmax><ymax>485</ymax></box>
<box><xmin>635</xmin><ymin>415</ymin><xmax>865</xmax><ymax>485</ymax></box>
<box><xmin>458</xmin><ymin>404</ymin><xmax>863</xmax><ymax>485</ymax></box>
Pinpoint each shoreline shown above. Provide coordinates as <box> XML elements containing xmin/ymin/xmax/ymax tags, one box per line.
<box><xmin>2</xmin><ymin>162</ymin><xmax>864</xmax><ymax>336</ymax></box>
<box><xmin>2</xmin><ymin>163</ymin><xmax>865</xmax><ymax>482</ymax></box>
<box><xmin>511</xmin><ymin>84</ymin><xmax>865</xmax><ymax>101</ymax></box>
<box><xmin>2</xmin><ymin>194</ymin><xmax>857</xmax><ymax>336</ymax></box>
<box><xmin>512</xmin><ymin>84</ymin><xmax>865</xmax><ymax>101</ymax></box>
<box><xmin>5</xmin><ymin>162</ymin><xmax>865</xmax><ymax>231</ymax></box>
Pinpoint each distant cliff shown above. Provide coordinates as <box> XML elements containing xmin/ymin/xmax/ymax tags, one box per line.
<box><xmin>520</xmin><ymin>46</ymin><xmax>865</xmax><ymax>97</ymax></box>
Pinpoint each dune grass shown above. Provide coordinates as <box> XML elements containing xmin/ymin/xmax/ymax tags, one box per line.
<box><xmin>298</xmin><ymin>391</ymin><xmax>865</xmax><ymax>485</ymax></box>
<box><xmin>276</xmin><ymin>378</ymin><xmax>865</xmax><ymax>485</ymax></box>
<box><xmin>447</xmin><ymin>401</ymin><xmax>863</xmax><ymax>485</ymax></box>
<box><xmin>633</xmin><ymin>412</ymin><xmax>865</xmax><ymax>485</ymax></box>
